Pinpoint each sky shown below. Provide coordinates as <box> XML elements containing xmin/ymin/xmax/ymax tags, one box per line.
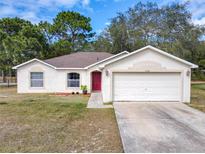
<box><xmin>0</xmin><ymin>0</ymin><xmax>205</xmax><ymax>34</ymax></box>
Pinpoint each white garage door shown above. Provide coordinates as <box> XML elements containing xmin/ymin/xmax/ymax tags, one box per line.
<box><xmin>113</xmin><ymin>72</ymin><xmax>181</xmax><ymax>102</ymax></box>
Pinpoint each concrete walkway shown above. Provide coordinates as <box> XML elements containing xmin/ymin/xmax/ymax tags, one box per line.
<box><xmin>87</xmin><ymin>92</ymin><xmax>113</xmax><ymax>108</ymax></box>
<box><xmin>114</xmin><ymin>102</ymin><xmax>205</xmax><ymax>153</ymax></box>
<box><xmin>0</xmin><ymin>95</ymin><xmax>8</xmax><ymax>98</ymax></box>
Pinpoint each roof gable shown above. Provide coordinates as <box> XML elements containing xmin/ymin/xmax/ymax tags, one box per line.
<box><xmin>104</xmin><ymin>45</ymin><xmax>198</xmax><ymax>68</ymax></box>
<box><xmin>12</xmin><ymin>59</ymin><xmax>57</xmax><ymax>69</ymax></box>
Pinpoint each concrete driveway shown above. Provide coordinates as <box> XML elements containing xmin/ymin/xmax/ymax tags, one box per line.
<box><xmin>114</xmin><ymin>102</ymin><xmax>205</xmax><ymax>153</ymax></box>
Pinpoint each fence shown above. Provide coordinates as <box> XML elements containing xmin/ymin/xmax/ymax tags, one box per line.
<box><xmin>0</xmin><ymin>76</ymin><xmax>17</xmax><ymax>83</ymax></box>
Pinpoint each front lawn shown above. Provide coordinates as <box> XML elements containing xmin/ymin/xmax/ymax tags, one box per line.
<box><xmin>189</xmin><ymin>83</ymin><xmax>205</xmax><ymax>112</ymax></box>
<box><xmin>0</xmin><ymin>87</ymin><xmax>123</xmax><ymax>152</ymax></box>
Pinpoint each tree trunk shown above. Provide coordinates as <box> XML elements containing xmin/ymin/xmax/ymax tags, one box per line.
<box><xmin>2</xmin><ymin>70</ymin><xmax>6</xmax><ymax>83</ymax></box>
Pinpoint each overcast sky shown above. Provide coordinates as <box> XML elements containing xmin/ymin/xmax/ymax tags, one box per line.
<box><xmin>0</xmin><ymin>0</ymin><xmax>205</xmax><ymax>34</ymax></box>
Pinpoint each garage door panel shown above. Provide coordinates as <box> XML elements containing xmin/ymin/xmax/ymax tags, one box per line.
<box><xmin>113</xmin><ymin>72</ymin><xmax>181</xmax><ymax>102</ymax></box>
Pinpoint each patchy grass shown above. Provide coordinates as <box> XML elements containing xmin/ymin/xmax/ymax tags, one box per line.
<box><xmin>0</xmin><ymin>87</ymin><xmax>123</xmax><ymax>153</ymax></box>
<box><xmin>188</xmin><ymin>83</ymin><xmax>205</xmax><ymax>112</ymax></box>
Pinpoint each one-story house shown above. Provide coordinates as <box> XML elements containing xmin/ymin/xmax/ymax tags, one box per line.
<box><xmin>13</xmin><ymin>45</ymin><xmax>198</xmax><ymax>103</ymax></box>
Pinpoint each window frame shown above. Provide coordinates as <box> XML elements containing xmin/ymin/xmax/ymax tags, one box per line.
<box><xmin>67</xmin><ymin>73</ymin><xmax>80</xmax><ymax>88</ymax></box>
<box><xmin>30</xmin><ymin>72</ymin><xmax>44</xmax><ymax>88</ymax></box>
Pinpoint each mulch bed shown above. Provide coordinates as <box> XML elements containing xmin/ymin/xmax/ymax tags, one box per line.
<box><xmin>50</xmin><ymin>93</ymin><xmax>90</xmax><ymax>97</ymax></box>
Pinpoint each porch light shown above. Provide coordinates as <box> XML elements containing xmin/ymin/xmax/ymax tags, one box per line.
<box><xmin>98</xmin><ymin>65</ymin><xmax>104</xmax><ymax>70</ymax></box>
<box><xmin>186</xmin><ymin>70</ymin><xmax>190</xmax><ymax>76</ymax></box>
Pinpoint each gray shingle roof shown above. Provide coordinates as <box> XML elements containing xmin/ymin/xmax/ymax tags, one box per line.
<box><xmin>44</xmin><ymin>52</ymin><xmax>113</xmax><ymax>68</ymax></box>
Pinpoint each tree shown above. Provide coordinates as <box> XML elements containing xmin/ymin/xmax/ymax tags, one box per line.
<box><xmin>92</xmin><ymin>30</ymin><xmax>112</xmax><ymax>52</ymax></box>
<box><xmin>38</xmin><ymin>21</ymin><xmax>54</xmax><ymax>44</ymax></box>
<box><xmin>94</xmin><ymin>2</ymin><xmax>205</xmax><ymax>64</ymax></box>
<box><xmin>0</xmin><ymin>17</ymin><xmax>32</xmax><ymax>36</ymax></box>
<box><xmin>126</xmin><ymin>2</ymin><xmax>160</xmax><ymax>48</ymax></box>
<box><xmin>108</xmin><ymin>13</ymin><xmax>130</xmax><ymax>53</ymax></box>
<box><xmin>52</xmin><ymin>11</ymin><xmax>94</xmax><ymax>52</ymax></box>
<box><xmin>0</xmin><ymin>17</ymin><xmax>48</xmax><ymax>77</ymax></box>
<box><xmin>49</xmin><ymin>40</ymin><xmax>72</xmax><ymax>57</ymax></box>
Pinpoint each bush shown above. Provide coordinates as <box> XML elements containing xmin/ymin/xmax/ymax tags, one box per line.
<box><xmin>192</xmin><ymin>70</ymin><xmax>205</xmax><ymax>81</ymax></box>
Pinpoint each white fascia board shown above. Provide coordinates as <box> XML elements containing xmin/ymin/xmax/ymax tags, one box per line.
<box><xmin>104</xmin><ymin>45</ymin><xmax>198</xmax><ymax>68</ymax></box>
<box><xmin>55</xmin><ymin>68</ymin><xmax>86</xmax><ymax>70</ymax></box>
<box><xmin>85</xmin><ymin>51</ymin><xmax>129</xmax><ymax>69</ymax></box>
<box><xmin>147</xmin><ymin>46</ymin><xmax>198</xmax><ymax>68</ymax></box>
<box><xmin>12</xmin><ymin>58</ymin><xmax>57</xmax><ymax>69</ymax></box>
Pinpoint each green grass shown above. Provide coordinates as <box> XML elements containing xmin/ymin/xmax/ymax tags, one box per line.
<box><xmin>0</xmin><ymin>87</ymin><xmax>123</xmax><ymax>153</ymax></box>
<box><xmin>188</xmin><ymin>83</ymin><xmax>205</xmax><ymax>112</ymax></box>
<box><xmin>0</xmin><ymin>87</ymin><xmax>88</xmax><ymax>120</ymax></box>
<box><xmin>192</xmin><ymin>84</ymin><xmax>205</xmax><ymax>90</ymax></box>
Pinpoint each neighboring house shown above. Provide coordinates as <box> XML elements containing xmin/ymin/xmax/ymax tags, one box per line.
<box><xmin>13</xmin><ymin>45</ymin><xmax>198</xmax><ymax>103</ymax></box>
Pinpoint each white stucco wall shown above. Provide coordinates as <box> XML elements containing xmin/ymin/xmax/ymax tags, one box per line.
<box><xmin>101</xmin><ymin>49</ymin><xmax>192</xmax><ymax>103</ymax></box>
<box><xmin>17</xmin><ymin>61</ymin><xmax>88</xmax><ymax>93</ymax></box>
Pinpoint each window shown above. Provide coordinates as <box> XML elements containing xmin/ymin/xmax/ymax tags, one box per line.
<box><xmin>67</xmin><ymin>73</ymin><xmax>80</xmax><ymax>87</ymax></box>
<box><xmin>30</xmin><ymin>72</ymin><xmax>43</xmax><ymax>87</ymax></box>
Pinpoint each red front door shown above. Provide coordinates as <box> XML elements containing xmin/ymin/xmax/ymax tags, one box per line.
<box><xmin>92</xmin><ymin>72</ymin><xmax>101</xmax><ymax>91</ymax></box>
